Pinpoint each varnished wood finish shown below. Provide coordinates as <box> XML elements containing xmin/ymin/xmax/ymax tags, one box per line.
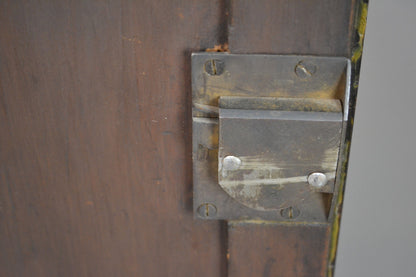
<box><xmin>228</xmin><ymin>223</ymin><xmax>330</xmax><ymax>277</ymax></box>
<box><xmin>0</xmin><ymin>1</ymin><xmax>227</xmax><ymax>276</ymax></box>
<box><xmin>227</xmin><ymin>1</ymin><xmax>359</xmax><ymax>276</ymax></box>
<box><xmin>229</xmin><ymin>0</ymin><xmax>353</xmax><ymax>56</ymax></box>
<box><xmin>0</xmin><ymin>0</ymin><xmax>366</xmax><ymax>276</ymax></box>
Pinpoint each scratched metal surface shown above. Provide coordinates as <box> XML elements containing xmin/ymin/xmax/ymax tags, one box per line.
<box><xmin>192</xmin><ymin>54</ymin><xmax>348</xmax><ymax>222</ymax></box>
<box><xmin>218</xmin><ymin>101</ymin><xmax>342</xmax><ymax>221</ymax></box>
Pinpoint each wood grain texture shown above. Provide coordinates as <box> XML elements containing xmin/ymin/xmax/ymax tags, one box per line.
<box><xmin>0</xmin><ymin>1</ymin><xmax>227</xmax><ymax>276</ymax></box>
<box><xmin>228</xmin><ymin>223</ymin><xmax>330</xmax><ymax>277</ymax></box>
<box><xmin>227</xmin><ymin>1</ymin><xmax>356</xmax><ymax>276</ymax></box>
<box><xmin>0</xmin><ymin>0</ymin><xmax>365</xmax><ymax>276</ymax></box>
<box><xmin>229</xmin><ymin>0</ymin><xmax>353</xmax><ymax>56</ymax></box>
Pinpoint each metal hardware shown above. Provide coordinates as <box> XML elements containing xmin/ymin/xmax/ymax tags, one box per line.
<box><xmin>204</xmin><ymin>59</ymin><xmax>225</xmax><ymax>76</ymax></box>
<box><xmin>308</xmin><ymin>172</ymin><xmax>328</xmax><ymax>188</ymax></box>
<box><xmin>218</xmin><ymin>97</ymin><xmax>342</xmax><ymax>218</ymax></box>
<box><xmin>197</xmin><ymin>203</ymin><xmax>217</xmax><ymax>218</ymax></box>
<box><xmin>280</xmin><ymin>206</ymin><xmax>301</xmax><ymax>220</ymax></box>
<box><xmin>192</xmin><ymin>53</ymin><xmax>351</xmax><ymax>222</ymax></box>
<box><xmin>295</xmin><ymin>61</ymin><xmax>317</xmax><ymax>78</ymax></box>
<box><xmin>221</xmin><ymin>156</ymin><xmax>242</xmax><ymax>171</ymax></box>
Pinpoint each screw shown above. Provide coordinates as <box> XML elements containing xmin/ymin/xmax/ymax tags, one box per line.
<box><xmin>295</xmin><ymin>61</ymin><xmax>317</xmax><ymax>78</ymax></box>
<box><xmin>281</xmin><ymin>206</ymin><xmax>300</xmax><ymax>219</ymax></box>
<box><xmin>307</xmin><ymin>172</ymin><xmax>328</xmax><ymax>188</ymax></box>
<box><xmin>204</xmin><ymin>59</ymin><xmax>225</xmax><ymax>76</ymax></box>
<box><xmin>197</xmin><ymin>203</ymin><xmax>217</xmax><ymax>218</ymax></box>
<box><xmin>222</xmin><ymin>155</ymin><xmax>242</xmax><ymax>171</ymax></box>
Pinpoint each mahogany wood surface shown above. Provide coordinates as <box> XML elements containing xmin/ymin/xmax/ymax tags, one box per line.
<box><xmin>0</xmin><ymin>0</ymin><xmax>362</xmax><ymax>276</ymax></box>
<box><xmin>227</xmin><ymin>1</ymin><xmax>357</xmax><ymax>276</ymax></box>
<box><xmin>0</xmin><ymin>1</ymin><xmax>227</xmax><ymax>276</ymax></box>
<box><xmin>228</xmin><ymin>223</ymin><xmax>330</xmax><ymax>277</ymax></box>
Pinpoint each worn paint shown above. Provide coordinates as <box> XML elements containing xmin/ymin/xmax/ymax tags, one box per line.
<box><xmin>193</xmin><ymin>54</ymin><xmax>349</xmax><ymax>221</ymax></box>
<box><xmin>222</xmin><ymin>184</ymin><xmax>264</xmax><ymax>210</ymax></box>
<box><xmin>220</xmin><ymin>173</ymin><xmax>336</xmax><ymax>187</ymax></box>
<box><xmin>219</xmin><ymin>96</ymin><xmax>342</xmax><ymax>112</ymax></box>
<box><xmin>192</xmin><ymin>53</ymin><xmax>349</xmax><ymax>108</ymax></box>
<box><xmin>199</xmin><ymin>86</ymin><xmax>341</xmax><ymax>107</ymax></box>
<box><xmin>327</xmin><ymin>1</ymin><xmax>369</xmax><ymax>276</ymax></box>
<box><xmin>327</xmin><ymin>141</ymin><xmax>350</xmax><ymax>276</ymax></box>
<box><xmin>321</xmin><ymin>147</ymin><xmax>341</xmax><ymax>171</ymax></box>
<box><xmin>193</xmin><ymin>103</ymin><xmax>220</xmax><ymax>117</ymax></box>
<box><xmin>229</xmin><ymin>219</ymin><xmax>329</xmax><ymax>227</ymax></box>
<box><xmin>351</xmin><ymin>2</ymin><xmax>368</xmax><ymax>63</ymax></box>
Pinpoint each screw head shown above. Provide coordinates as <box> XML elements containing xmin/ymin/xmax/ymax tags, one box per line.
<box><xmin>204</xmin><ymin>59</ymin><xmax>225</xmax><ymax>76</ymax></box>
<box><xmin>307</xmin><ymin>172</ymin><xmax>328</xmax><ymax>188</ymax></box>
<box><xmin>222</xmin><ymin>155</ymin><xmax>242</xmax><ymax>171</ymax></box>
<box><xmin>295</xmin><ymin>61</ymin><xmax>317</xmax><ymax>78</ymax></box>
<box><xmin>280</xmin><ymin>206</ymin><xmax>300</xmax><ymax>219</ymax></box>
<box><xmin>197</xmin><ymin>203</ymin><xmax>217</xmax><ymax>218</ymax></box>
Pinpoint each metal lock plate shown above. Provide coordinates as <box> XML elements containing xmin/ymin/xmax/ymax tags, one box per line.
<box><xmin>192</xmin><ymin>53</ymin><xmax>350</xmax><ymax>223</ymax></box>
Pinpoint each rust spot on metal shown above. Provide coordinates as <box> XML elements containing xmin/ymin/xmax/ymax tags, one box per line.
<box><xmin>205</xmin><ymin>43</ymin><xmax>230</xmax><ymax>53</ymax></box>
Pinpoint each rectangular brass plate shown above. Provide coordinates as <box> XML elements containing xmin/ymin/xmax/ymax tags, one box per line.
<box><xmin>192</xmin><ymin>53</ymin><xmax>351</xmax><ymax>222</ymax></box>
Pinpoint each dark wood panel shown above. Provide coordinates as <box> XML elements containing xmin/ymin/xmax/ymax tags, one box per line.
<box><xmin>228</xmin><ymin>223</ymin><xmax>330</xmax><ymax>277</ymax></box>
<box><xmin>227</xmin><ymin>1</ymin><xmax>359</xmax><ymax>277</ymax></box>
<box><xmin>0</xmin><ymin>1</ymin><xmax>227</xmax><ymax>276</ymax></box>
<box><xmin>229</xmin><ymin>0</ymin><xmax>353</xmax><ymax>56</ymax></box>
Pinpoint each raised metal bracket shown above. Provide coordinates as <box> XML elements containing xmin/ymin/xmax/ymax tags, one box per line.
<box><xmin>192</xmin><ymin>53</ymin><xmax>351</xmax><ymax>223</ymax></box>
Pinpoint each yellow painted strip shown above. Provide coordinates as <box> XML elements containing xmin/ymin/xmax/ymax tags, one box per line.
<box><xmin>351</xmin><ymin>3</ymin><xmax>369</xmax><ymax>63</ymax></box>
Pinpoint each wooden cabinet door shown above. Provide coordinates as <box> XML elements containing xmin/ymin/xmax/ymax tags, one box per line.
<box><xmin>0</xmin><ymin>1</ymin><xmax>367</xmax><ymax>276</ymax></box>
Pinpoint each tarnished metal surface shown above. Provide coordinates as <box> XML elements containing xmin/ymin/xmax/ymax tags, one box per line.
<box><xmin>192</xmin><ymin>53</ymin><xmax>350</xmax><ymax>119</ymax></box>
<box><xmin>218</xmin><ymin>97</ymin><xmax>342</xmax><ymax>220</ymax></box>
<box><xmin>219</xmin><ymin>96</ymin><xmax>342</xmax><ymax>112</ymax></box>
<box><xmin>192</xmin><ymin>53</ymin><xmax>350</xmax><ymax>222</ymax></box>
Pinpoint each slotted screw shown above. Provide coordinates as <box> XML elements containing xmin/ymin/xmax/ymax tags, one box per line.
<box><xmin>295</xmin><ymin>61</ymin><xmax>317</xmax><ymax>78</ymax></box>
<box><xmin>204</xmin><ymin>59</ymin><xmax>225</xmax><ymax>76</ymax></box>
<box><xmin>281</xmin><ymin>206</ymin><xmax>300</xmax><ymax>219</ymax></box>
<box><xmin>197</xmin><ymin>203</ymin><xmax>217</xmax><ymax>218</ymax></box>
